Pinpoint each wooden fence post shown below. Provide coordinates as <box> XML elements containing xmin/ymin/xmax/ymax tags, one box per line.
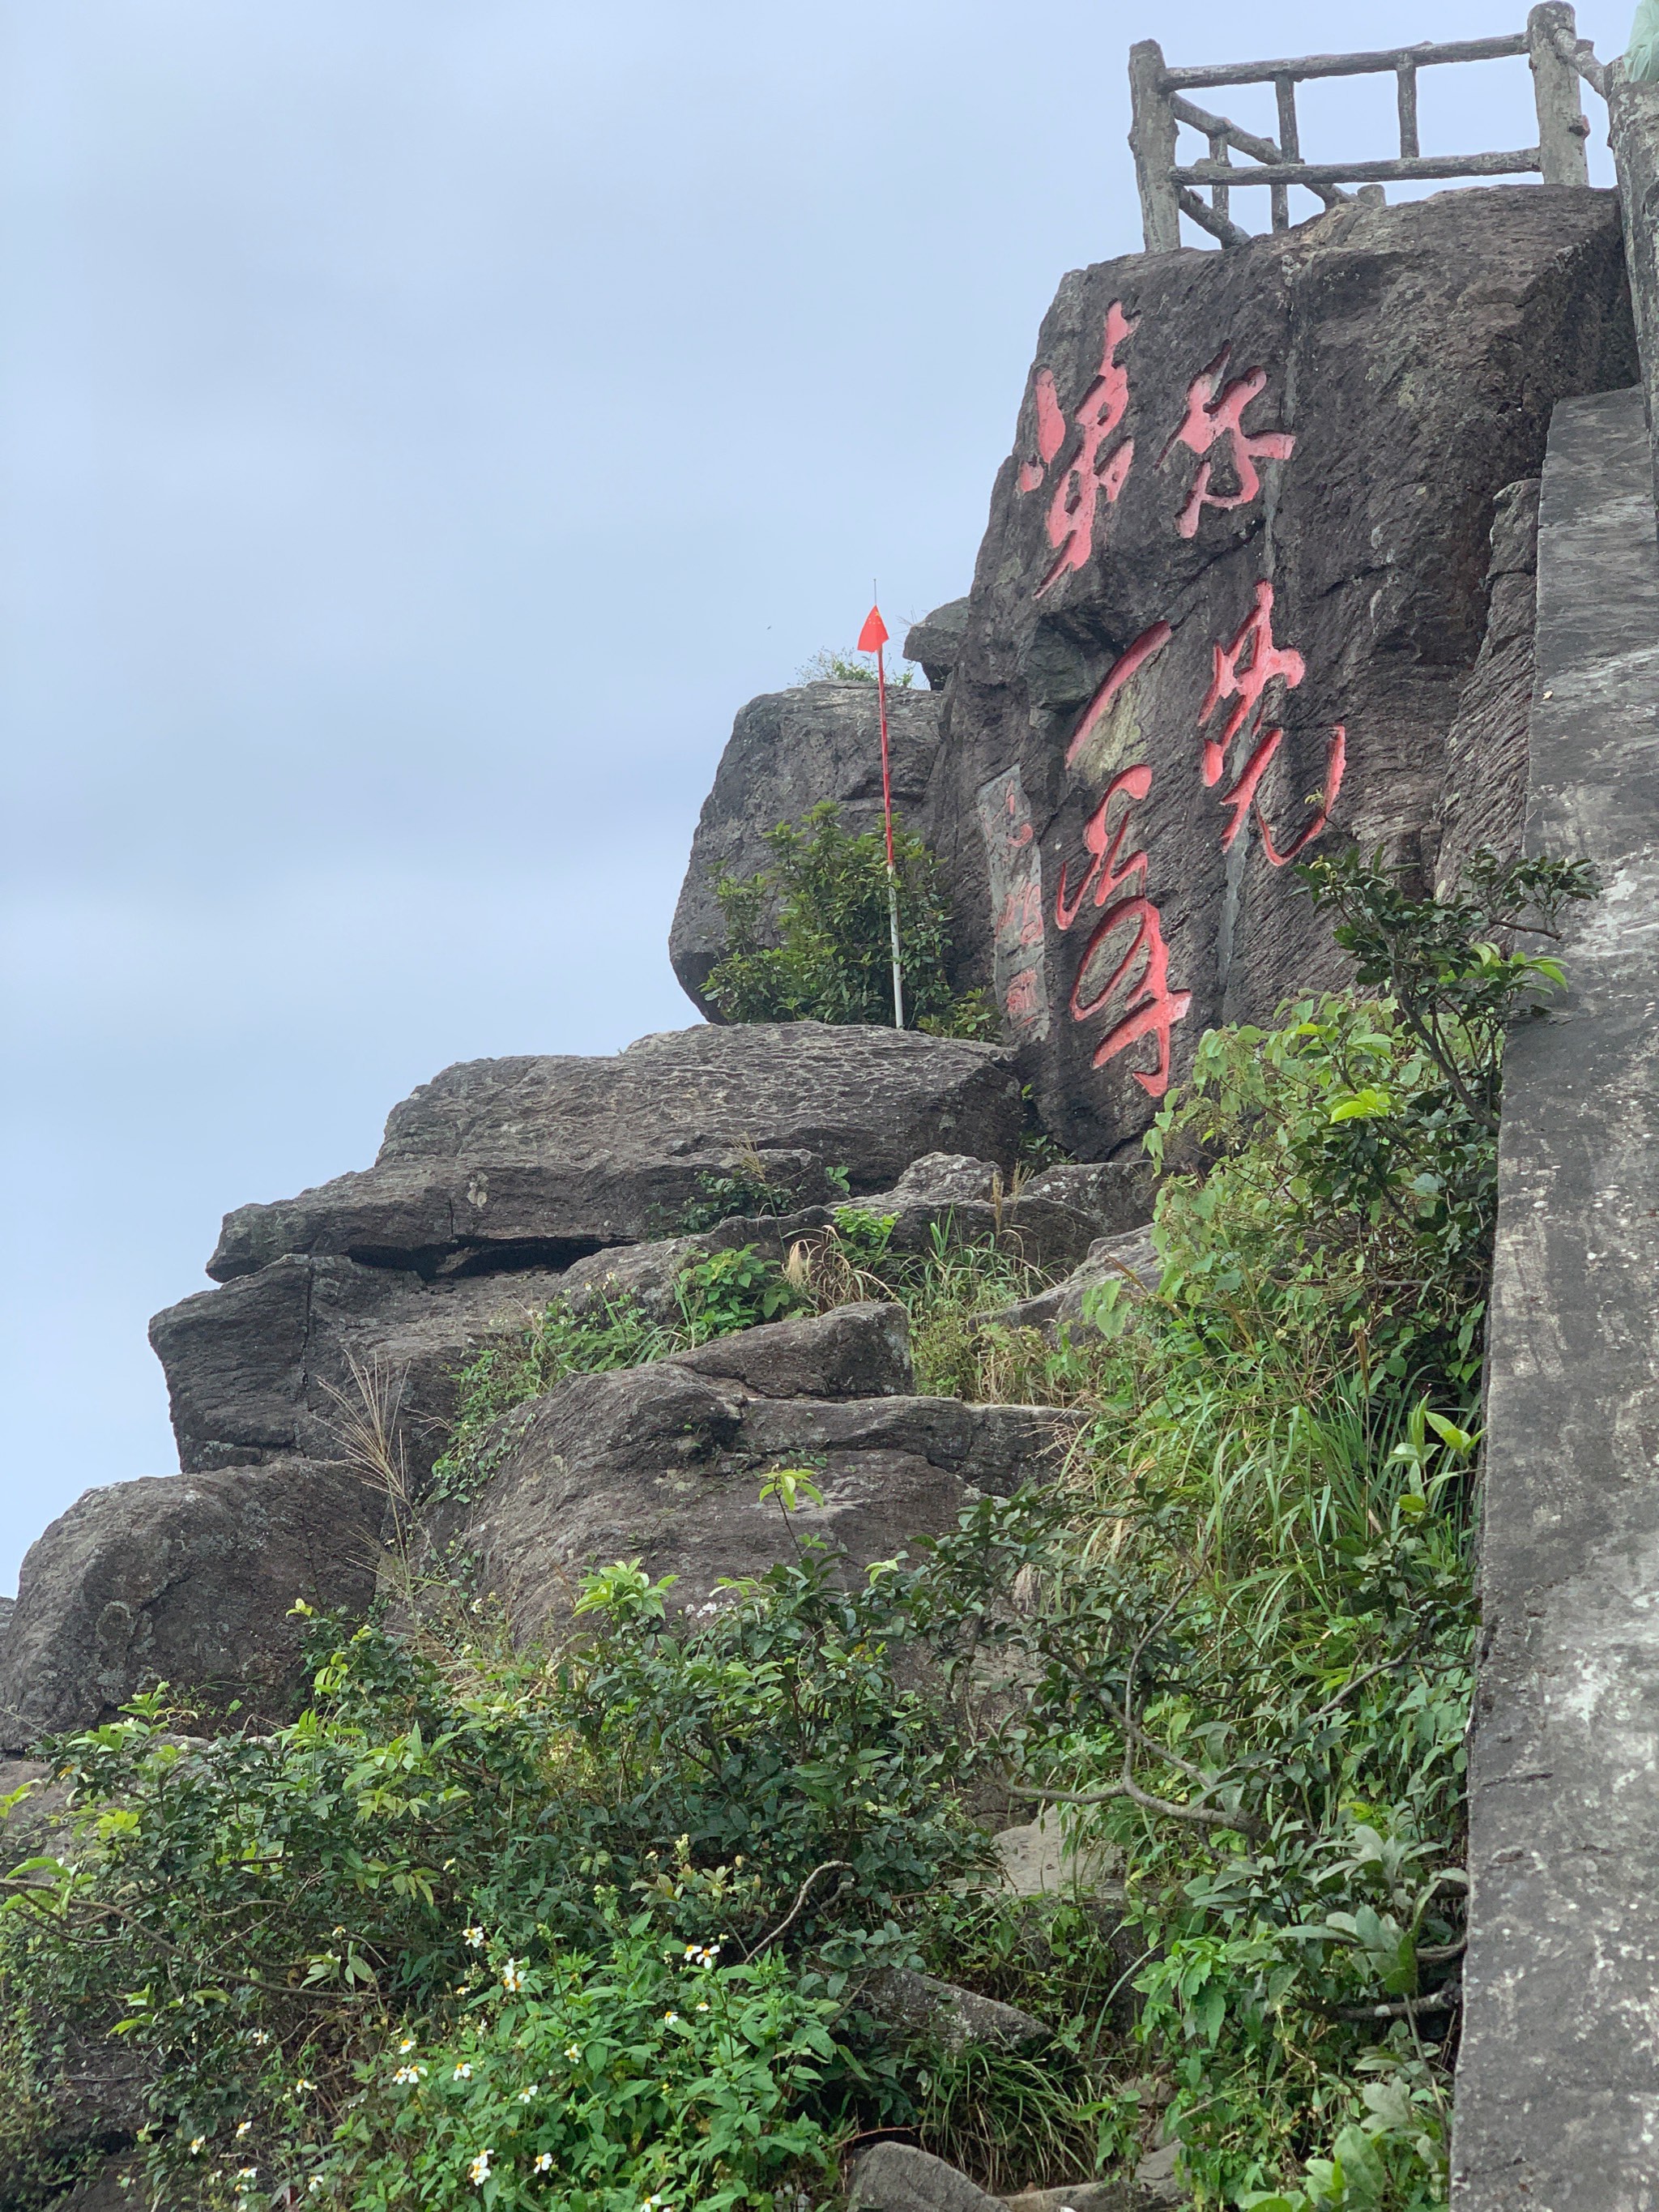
<box><xmin>1129</xmin><ymin>41</ymin><xmax>1182</xmax><ymax>251</ymax></box>
<box><xmin>1529</xmin><ymin>2</ymin><xmax>1592</xmax><ymax>184</ymax></box>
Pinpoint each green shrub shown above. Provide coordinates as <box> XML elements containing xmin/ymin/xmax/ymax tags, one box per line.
<box><xmin>794</xmin><ymin>648</ymin><xmax>915</xmax><ymax>687</ymax></box>
<box><xmin>347</xmin><ymin>1920</ymin><xmax>839</xmax><ymax>2212</ymax></box>
<box><xmin>703</xmin><ymin>802</ymin><xmax>993</xmax><ymax>1036</ymax></box>
<box><xmin>431</xmin><ymin>1249</ymin><xmax>800</xmax><ymax>1500</ymax></box>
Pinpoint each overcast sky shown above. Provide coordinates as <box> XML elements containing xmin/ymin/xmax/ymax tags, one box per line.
<box><xmin>0</xmin><ymin>0</ymin><xmax>1627</xmax><ymax>1591</ymax></box>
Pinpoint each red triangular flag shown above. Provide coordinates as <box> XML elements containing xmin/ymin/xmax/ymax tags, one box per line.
<box><xmin>857</xmin><ymin>605</ymin><xmax>889</xmax><ymax>653</ymax></box>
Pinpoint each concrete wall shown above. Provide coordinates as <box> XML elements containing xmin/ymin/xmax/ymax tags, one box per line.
<box><xmin>1453</xmin><ymin>385</ymin><xmax>1659</xmax><ymax>2207</ymax></box>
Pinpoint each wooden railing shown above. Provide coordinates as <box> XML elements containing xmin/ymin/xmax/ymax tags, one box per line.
<box><xmin>1129</xmin><ymin>2</ymin><xmax>1595</xmax><ymax>250</ymax></box>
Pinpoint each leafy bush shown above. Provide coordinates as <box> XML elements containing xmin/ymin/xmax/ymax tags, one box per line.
<box><xmin>0</xmin><ymin>1551</ymin><xmax>983</xmax><ymax>2206</ymax></box>
<box><xmin>703</xmin><ymin>802</ymin><xmax>993</xmax><ymax>1036</ymax></box>
<box><xmin>347</xmin><ymin>1922</ymin><xmax>839</xmax><ymax>2212</ymax></box>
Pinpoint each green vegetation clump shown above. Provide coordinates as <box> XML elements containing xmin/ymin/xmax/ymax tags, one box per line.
<box><xmin>430</xmin><ymin>1248</ymin><xmax>804</xmax><ymax>1501</ymax></box>
<box><xmin>703</xmin><ymin>802</ymin><xmax>994</xmax><ymax>1036</ymax></box>
<box><xmin>0</xmin><ymin>852</ymin><xmax>1595</xmax><ymax>2212</ymax></box>
<box><xmin>794</xmin><ymin>647</ymin><xmax>915</xmax><ymax>687</ymax></box>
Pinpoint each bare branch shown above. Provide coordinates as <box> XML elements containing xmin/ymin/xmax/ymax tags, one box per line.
<box><xmin>1329</xmin><ymin>1982</ymin><xmax>1461</xmax><ymax>2023</ymax></box>
<box><xmin>1008</xmin><ymin>1777</ymin><xmax>1265</xmax><ymax>1841</ymax></box>
<box><xmin>743</xmin><ymin>1860</ymin><xmax>852</xmax><ymax>1959</ymax></box>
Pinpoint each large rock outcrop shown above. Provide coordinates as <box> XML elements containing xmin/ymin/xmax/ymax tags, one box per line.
<box><xmin>862</xmin><ymin>188</ymin><xmax>1633</xmax><ymax>1157</ymax></box>
<box><xmin>207</xmin><ymin>1023</ymin><xmax>1023</xmax><ymax>1281</ymax></box>
<box><xmin>670</xmin><ymin>684</ymin><xmax>945</xmax><ymax>1016</ymax></box>
<box><xmin>437</xmin><ymin>1305</ymin><xmax>1078</xmax><ymax>1641</ymax></box>
<box><xmin>150</xmin><ymin>1256</ymin><xmax>566</xmax><ymax>1480</ymax></box>
<box><xmin>0</xmin><ymin>1459</ymin><xmax>382</xmax><ymax>1747</ymax></box>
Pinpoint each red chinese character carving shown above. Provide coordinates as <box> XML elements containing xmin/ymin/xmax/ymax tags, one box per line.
<box><xmin>1198</xmin><ymin>579</ymin><xmax>1305</xmax><ymax>784</ymax></box>
<box><xmin>997</xmin><ymin>878</ymin><xmax>1047</xmax><ymax>950</ymax></box>
<box><xmin>1054</xmin><ymin>764</ymin><xmax>1191</xmax><ymax>1099</ymax></box>
<box><xmin>1160</xmin><ymin>346</ymin><xmax>1294</xmax><ymax>540</ymax></box>
<box><xmin>1017</xmin><ymin>301</ymin><xmax>1138</xmax><ymax>598</ymax></box>
<box><xmin>1256</xmin><ymin>726</ymin><xmax>1347</xmax><ymax>865</ymax></box>
<box><xmin>1004</xmin><ymin>967</ymin><xmax>1043</xmax><ymax>1027</ymax></box>
<box><xmin>1056</xmin><ymin>763</ymin><xmax>1152</xmax><ymax>929</ymax></box>
<box><xmin>1017</xmin><ymin>370</ymin><xmax>1065</xmax><ymax>493</ymax></box>
<box><xmin>1196</xmin><ymin>580</ymin><xmax>1346</xmax><ymax>864</ymax></box>
<box><xmin>1070</xmin><ymin>896</ymin><xmax>1192</xmax><ymax>1095</ymax></box>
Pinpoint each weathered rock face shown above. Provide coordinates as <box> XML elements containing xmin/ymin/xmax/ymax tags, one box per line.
<box><xmin>669</xmin><ymin>684</ymin><xmax>945</xmax><ymax>1016</ymax></box>
<box><xmin>441</xmin><ymin>1307</ymin><xmax>1079</xmax><ymax>1641</ymax></box>
<box><xmin>920</xmin><ymin>187</ymin><xmax>1636</xmax><ymax>1157</ymax></box>
<box><xmin>995</xmin><ymin>1223</ymin><xmax>1161</xmax><ymax>1335</ymax></box>
<box><xmin>1435</xmin><ymin>476</ymin><xmax>1542</xmax><ymax>893</ymax></box>
<box><xmin>207</xmin><ymin>1024</ymin><xmax>1022</xmax><ymax>1282</ymax></box>
<box><xmin>0</xmin><ymin>1460</ymin><xmax>382</xmax><ymax>1747</ymax></box>
<box><xmin>904</xmin><ymin>598</ymin><xmax>970</xmax><ymax>691</ymax></box>
<box><xmin>150</xmin><ymin>1257</ymin><xmax>566</xmax><ymax>1480</ymax></box>
<box><xmin>552</xmin><ymin>1152</ymin><xmax>1156</xmax><ymax>1327</ymax></box>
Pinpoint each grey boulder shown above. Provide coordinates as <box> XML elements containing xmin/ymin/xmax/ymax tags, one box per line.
<box><xmin>666</xmin><ymin>1300</ymin><xmax>913</xmax><ymax>1399</ymax></box>
<box><xmin>444</xmin><ymin>1336</ymin><xmax>1081</xmax><ymax>1640</ymax></box>
<box><xmin>669</xmin><ymin>683</ymin><xmax>945</xmax><ymax>1018</ymax></box>
<box><xmin>207</xmin><ymin>1024</ymin><xmax>1023</xmax><ymax>1283</ymax></box>
<box><xmin>993</xmin><ymin>1226</ymin><xmax>1160</xmax><ymax>1334</ymax></box>
<box><xmin>0</xmin><ymin>1458</ymin><xmax>383</xmax><ymax>1746</ymax></box>
<box><xmin>150</xmin><ymin>1256</ymin><xmax>565</xmax><ymax>1484</ymax></box>
<box><xmin>904</xmin><ymin>597</ymin><xmax>971</xmax><ymax>691</ymax></box>
<box><xmin>927</xmin><ymin>188</ymin><xmax>1635</xmax><ymax>1158</ymax></box>
<box><xmin>850</xmin><ymin>2142</ymin><xmax>1004</xmax><ymax>2212</ymax></box>
<box><xmin>861</xmin><ymin>1966</ymin><xmax>1051</xmax><ymax>2052</ymax></box>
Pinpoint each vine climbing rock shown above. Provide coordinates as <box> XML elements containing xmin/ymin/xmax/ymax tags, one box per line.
<box><xmin>669</xmin><ymin>681</ymin><xmax>945</xmax><ymax>1017</ymax></box>
<box><xmin>677</xmin><ymin>187</ymin><xmax>1631</xmax><ymax>1162</ymax></box>
<box><xmin>205</xmin><ymin>1023</ymin><xmax>1024</xmax><ymax>1281</ymax></box>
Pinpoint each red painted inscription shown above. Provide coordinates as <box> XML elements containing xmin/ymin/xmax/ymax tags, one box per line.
<box><xmin>1054</xmin><ymin>764</ymin><xmax>1191</xmax><ymax>1098</ymax></box>
<box><xmin>1018</xmin><ymin>301</ymin><xmax>1138</xmax><ymax>598</ymax></box>
<box><xmin>1160</xmin><ymin>347</ymin><xmax>1295</xmax><ymax>540</ymax></box>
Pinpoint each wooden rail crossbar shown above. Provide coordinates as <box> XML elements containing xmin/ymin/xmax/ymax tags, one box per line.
<box><xmin>1130</xmin><ymin>2</ymin><xmax>1596</xmax><ymax>250</ymax></box>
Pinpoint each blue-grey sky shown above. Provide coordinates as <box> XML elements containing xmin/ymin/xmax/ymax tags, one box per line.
<box><xmin>1</xmin><ymin>0</ymin><xmax>1627</xmax><ymax>1590</ymax></box>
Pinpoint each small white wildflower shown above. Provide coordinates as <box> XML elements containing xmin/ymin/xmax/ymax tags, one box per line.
<box><xmin>518</xmin><ymin>2082</ymin><xmax>539</xmax><ymax>2102</ymax></box>
<box><xmin>236</xmin><ymin>2121</ymin><xmax>253</xmax><ymax>2141</ymax></box>
<box><xmin>683</xmin><ymin>1943</ymin><xmax>698</xmax><ymax>1959</ymax></box>
<box><xmin>237</xmin><ymin>2170</ymin><xmax>259</xmax><ymax>2185</ymax></box>
<box><xmin>331</xmin><ymin>1924</ymin><xmax>346</xmax><ymax>1937</ymax></box>
<box><xmin>248</xmin><ymin>2030</ymin><xmax>271</xmax><ymax>2047</ymax></box>
<box><xmin>468</xmin><ymin>2147</ymin><xmax>493</xmax><ymax>2184</ymax></box>
<box><xmin>189</xmin><ymin>2137</ymin><xmax>206</xmax><ymax>2154</ymax></box>
<box><xmin>501</xmin><ymin>1958</ymin><xmax>525</xmax><ymax>1992</ymax></box>
<box><xmin>394</xmin><ymin>2066</ymin><xmax>424</xmax><ymax>2086</ymax></box>
<box><xmin>696</xmin><ymin>2002</ymin><xmax>710</xmax><ymax>2013</ymax></box>
<box><xmin>293</xmin><ymin>2077</ymin><xmax>315</xmax><ymax>2095</ymax></box>
<box><xmin>565</xmin><ymin>2043</ymin><xmax>582</xmax><ymax>2062</ymax></box>
<box><xmin>399</xmin><ymin>2037</ymin><xmax>417</xmax><ymax>2054</ymax></box>
<box><xmin>663</xmin><ymin>2011</ymin><xmax>679</xmax><ymax>2025</ymax></box>
<box><xmin>309</xmin><ymin>2180</ymin><xmax>326</xmax><ymax>2197</ymax></box>
<box><xmin>464</xmin><ymin>1925</ymin><xmax>486</xmax><ymax>1949</ymax></box>
<box><xmin>535</xmin><ymin>2152</ymin><xmax>554</xmax><ymax>2174</ymax></box>
<box><xmin>454</xmin><ymin>2061</ymin><xmax>474</xmax><ymax>2079</ymax></box>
